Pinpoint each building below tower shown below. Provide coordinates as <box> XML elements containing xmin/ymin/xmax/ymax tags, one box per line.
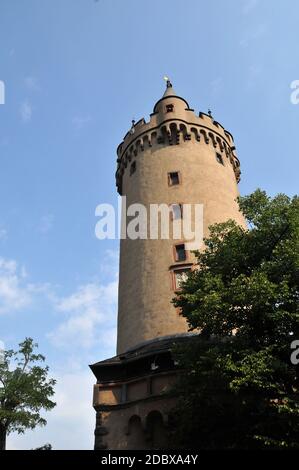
<box><xmin>90</xmin><ymin>334</ymin><xmax>193</xmax><ymax>450</ymax></box>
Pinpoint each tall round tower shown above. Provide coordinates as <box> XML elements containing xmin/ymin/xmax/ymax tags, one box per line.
<box><xmin>116</xmin><ymin>80</ymin><xmax>246</xmax><ymax>354</ymax></box>
<box><xmin>90</xmin><ymin>81</ymin><xmax>247</xmax><ymax>450</ymax></box>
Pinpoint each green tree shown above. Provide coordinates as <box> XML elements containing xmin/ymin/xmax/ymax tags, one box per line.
<box><xmin>0</xmin><ymin>338</ymin><xmax>56</xmax><ymax>450</ymax></box>
<box><xmin>171</xmin><ymin>190</ymin><xmax>299</xmax><ymax>449</ymax></box>
<box><xmin>33</xmin><ymin>443</ymin><xmax>52</xmax><ymax>450</ymax></box>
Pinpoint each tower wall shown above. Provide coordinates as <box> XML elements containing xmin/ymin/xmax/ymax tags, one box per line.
<box><xmin>116</xmin><ymin>93</ymin><xmax>246</xmax><ymax>354</ymax></box>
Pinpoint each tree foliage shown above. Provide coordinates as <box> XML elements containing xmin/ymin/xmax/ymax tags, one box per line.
<box><xmin>171</xmin><ymin>190</ymin><xmax>299</xmax><ymax>449</ymax></box>
<box><xmin>33</xmin><ymin>443</ymin><xmax>52</xmax><ymax>450</ymax></box>
<box><xmin>0</xmin><ymin>338</ymin><xmax>56</xmax><ymax>450</ymax></box>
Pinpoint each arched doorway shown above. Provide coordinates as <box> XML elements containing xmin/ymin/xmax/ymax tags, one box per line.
<box><xmin>146</xmin><ymin>410</ymin><xmax>168</xmax><ymax>449</ymax></box>
<box><xmin>126</xmin><ymin>415</ymin><xmax>146</xmax><ymax>450</ymax></box>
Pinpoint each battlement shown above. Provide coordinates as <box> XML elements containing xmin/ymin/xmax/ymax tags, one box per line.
<box><xmin>116</xmin><ymin>104</ymin><xmax>240</xmax><ymax>194</ymax></box>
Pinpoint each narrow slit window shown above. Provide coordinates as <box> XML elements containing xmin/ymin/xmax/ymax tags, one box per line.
<box><xmin>168</xmin><ymin>171</ymin><xmax>180</xmax><ymax>186</ymax></box>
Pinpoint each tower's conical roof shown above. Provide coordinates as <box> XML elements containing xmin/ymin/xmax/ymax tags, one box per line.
<box><xmin>153</xmin><ymin>79</ymin><xmax>190</xmax><ymax>113</ymax></box>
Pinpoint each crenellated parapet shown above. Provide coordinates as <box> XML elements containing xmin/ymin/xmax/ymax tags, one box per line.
<box><xmin>116</xmin><ymin>90</ymin><xmax>241</xmax><ymax>194</ymax></box>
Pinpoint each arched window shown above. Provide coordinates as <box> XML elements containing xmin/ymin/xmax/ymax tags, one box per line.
<box><xmin>130</xmin><ymin>161</ymin><xmax>136</xmax><ymax>175</ymax></box>
<box><xmin>216</xmin><ymin>152</ymin><xmax>224</xmax><ymax>165</ymax></box>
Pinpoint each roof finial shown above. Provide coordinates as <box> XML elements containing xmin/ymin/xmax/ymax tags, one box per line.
<box><xmin>163</xmin><ymin>75</ymin><xmax>172</xmax><ymax>88</ymax></box>
<box><xmin>208</xmin><ymin>108</ymin><xmax>213</xmax><ymax>117</ymax></box>
<box><xmin>130</xmin><ymin>118</ymin><xmax>135</xmax><ymax>135</ymax></box>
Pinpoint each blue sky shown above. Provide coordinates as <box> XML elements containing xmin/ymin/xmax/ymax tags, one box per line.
<box><xmin>0</xmin><ymin>0</ymin><xmax>298</xmax><ymax>449</ymax></box>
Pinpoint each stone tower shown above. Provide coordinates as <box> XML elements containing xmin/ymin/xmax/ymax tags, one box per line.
<box><xmin>90</xmin><ymin>81</ymin><xmax>246</xmax><ymax>450</ymax></box>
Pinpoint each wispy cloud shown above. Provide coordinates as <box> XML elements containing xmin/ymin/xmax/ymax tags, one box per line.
<box><xmin>0</xmin><ymin>257</ymin><xmax>53</xmax><ymax>315</ymax></box>
<box><xmin>0</xmin><ymin>250</ymin><xmax>118</xmax><ymax>340</ymax></box>
<box><xmin>248</xmin><ymin>64</ymin><xmax>262</xmax><ymax>78</ymax></box>
<box><xmin>242</xmin><ymin>0</ymin><xmax>259</xmax><ymax>15</ymax></box>
<box><xmin>0</xmin><ymin>258</ymin><xmax>32</xmax><ymax>314</ymax></box>
<box><xmin>24</xmin><ymin>76</ymin><xmax>40</xmax><ymax>92</ymax></box>
<box><xmin>210</xmin><ymin>77</ymin><xmax>223</xmax><ymax>97</ymax></box>
<box><xmin>38</xmin><ymin>214</ymin><xmax>54</xmax><ymax>234</ymax></box>
<box><xmin>0</xmin><ymin>228</ymin><xmax>8</xmax><ymax>241</ymax></box>
<box><xmin>98</xmin><ymin>249</ymin><xmax>119</xmax><ymax>277</ymax></box>
<box><xmin>240</xmin><ymin>23</ymin><xmax>267</xmax><ymax>48</ymax></box>
<box><xmin>20</xmin><ymin>100</ymin><xmax>32</xmax><ymax>123</ymax></box>
<box><xmin>48</xmin><ymin>278</ymin><xmax>118</xmax><ymax>349</ymax></box>
<box><xmin>71</xmin><ymin>115</ymin><xmax>92</xmax><ymax>130</ymax></box>
<box><xmin>245</xmin><ymin>64</ymin><xmax>263</xmax><ymax>89</ymax></box>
